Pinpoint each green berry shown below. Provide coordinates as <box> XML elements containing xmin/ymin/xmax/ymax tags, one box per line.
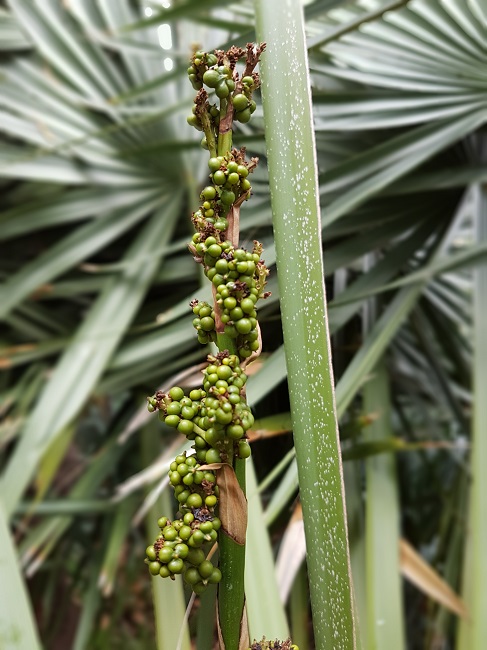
<box><xmin>237</xmin><ymin>164</ymin><xmax>248</xmax><ymax>177</ymax></box>
<box><xmin>238</xmin><ymin>440</ymin><xmax>252</xmax><ymax>458</ymax></box>
<box><xmin>233</xmin><ymin>93</ymin><xmax>248</xmax><ymax>112</ymax></box>
<box><xmin>236</xmin><ymin>108</ymin><xmax>251</xmax><ymax>123</ymax></box>
<box><xmin>159</xmin><ymin>565</ymin><xmax>171</xmax><ymax>578</ymax></box>
<box><xmin>215</xmin><ymin>80</ymin><xmax>230</xmax><ymax>98</ymax></box>
<box><xmin>146</xmin><ymin>545</ymin><xmax>157</xmax><ymax>561</ymax></box>
<box><xmin>220</xmin><ymin>190</ymin><xmax>235</xmax><ymax>205</ymax></box>
<box><xmin>203</xmin><ymin>68</ymin><xmax>220</xmax><ymax>88</ymax></box>
<box><xmin>163</xmin><ymin>526</ymin><xmax>178</xmax><ymax>541</ymax></box>
<box><xmin>208</xmin><ymin>157</ymin><xmax>221</xmax><ymax>172</ymax></box>
<box><xmin>165</xmin><ymin>414</ymin><xmax>180</xmax><ymax>428</ymax></box>
<box><xmin>193</xmin><ymin>581</ymin><xmax>208</xmax><ymax>595</ymax></box>
<box><xmin>158</xmin><ymin>546</ymin><xmax>174</xmax><ymax>564</ymax></box>
<box><xmin>168</xmin><ymin>558</ymin><xmax>184</xmax><ymax>574</ymax></box>
<box><xmin>227</xmin><ymin>172</ymin><xmax>240</xmax><ymax>185</ymax></box>
<box><xmin>201</xmin><ymin>185</ymin><xmax>216</xmax><ymax>200</ymax></box>
<box><xmin>149</xmin><ymin>561</ymin><xmax>162</xmax><ymax>576</ymax></box>
<box><xmin>205</xmin><ymin>448</ymin><xmax>222</xmax><ymax>464</ymax></box>
<box><xmin>235</xmin><ymin>318</ymin><xmax>252</xmax><ymax>334</ymax></box>
<box><xmin>169</xmin><ymin>387</ymin><xmax>185</xmax><ymax>401</ymax></box>
<box><xmin>198</xmin><ymin>560</ymin><xmax>215</xmax><ymax>579</ymax></box>
<box><xmin>205</xmin><ymin>494</ymin><xmax>218</xmax><ymax>507</ymax></box>
<box><xmin>178</xmin><ymin>419</ymin><xmax>194</xmax><ymax>436</ymax></box>
<box><xmin>184</xmin><ymin>567</ymin><xmax>201</xmax><ymax>585</ymax></box>
<box><xmin>186</xmin><ymin>493</ymin><xmax>203</xmax><ymax>508</ymax></box>
<box><xmin>213</xmin><ymin>170</ymin><xmax>226</xmax><ymax>185</ymax></box>
<box><xmin>208</xmin><ymin>567</ymin><xmax>222</xmax><ymax>584</ymax></box>
<box><xmin>157</xmin><ymin>516</ymin><xmax>168</xmax><ymax>528</ymax></box>
<box><xmin>187</xmin><ymin>548</ymin><xmax>205</xmax><ymax>566</ymax></box>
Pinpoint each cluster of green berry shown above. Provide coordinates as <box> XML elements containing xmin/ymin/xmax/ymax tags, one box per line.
<box><xmin>186</xmin><ymin>46</ymin><xmax>260</xmax><ymax>140</ymax></box>
<box><xmin>189</xmin><ymin>238</ymin><xmax>269</xmax><ymax>361</ymax></box>
<box><xmin>148</xmin><ymin>353</ymin><xmax>253</xmax><ymax>463</ymax></box>
<box><xmin>191</xmin><ymin>150</ymin><xmax>255</xmax><ymax>234</ymax></box>
<box><xmin>145</xmin><ymin>468</ymin><xmax>222</xmax><ymax>596</ymax></box>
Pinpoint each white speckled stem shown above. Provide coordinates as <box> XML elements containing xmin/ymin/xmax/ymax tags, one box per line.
<box><xmin>254</xmin><ymin>2</ymin><xmax>357</xmax><ymax>648</ymax></box>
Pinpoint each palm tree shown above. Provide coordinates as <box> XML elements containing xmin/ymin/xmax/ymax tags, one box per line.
<box><xmin>0</xmin><ymin>0</ymin><xmax>485</xmax><ymax>648</ymax></box>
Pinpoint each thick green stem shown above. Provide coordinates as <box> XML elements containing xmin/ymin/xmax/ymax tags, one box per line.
<box><xmin>216</xmin><ymin>314</ymin><xmax>247</xmax><ymax>648</ymax></box>
<box><xmin>254</xmin><ymin>1</ymin><xmax>357</xmax><ymax>648</ymax></box>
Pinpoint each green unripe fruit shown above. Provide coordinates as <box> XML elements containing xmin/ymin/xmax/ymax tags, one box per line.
<box><xmin>227</xmin><ymin>172</ymin><xmax>240</xmax><ymax>185</ymax></box>
<box><xmin>194</xmin><ymin>435</ymin><xmax>207</xmax><ymax>450</ymax></box>
<box><xmin>193</xmin><ymin>469</ymin><xmax>205</xmax><ymax>483</ymax></box>
<box><xmin>183</xmin><ymin>512</ymin><xmax>195</xmax><ymax>525</ymax></box>
<box><xmin>208</xmin><ymin>567</ymin><xmax>222</xmax><ymax>584</ymax></box>
<box><xmin>242</xmin><ymin>75</ymin><xmax>254</xmax><ymax>86</ymax></box>
<box><xmin>186</xmin><ymin>493</ymin><xmax>203</xmax><ymax>509</ymax></box>
<box><xmin>195</xmin><ymin>450</ymin><xmax>206</xmax><ymax>462</ymax></box>
<box><xmin>240</xmin><ymin>298</ymin><xmax>255</xmax><ymax>313</ymax></box>
<box><xmin>215</xmin><ymin>408</ymin><xmax>232</xmax><ymax>425</ymax></box>
<box><xmin>224</xmin><ymin>296</ymin><xmax>237</xmax><ymax>310</ymax></box>
<box><xmin>238</xmin><ymin>441</ymin><xmax>252</xmax><ymax>459</ymax></box>
<box><xmin>201</xmin><ymin>185</ymin><xmax>216</xmax><ymax>200</ymax></box>
<box><xmin>177</xmin><ymin>463</ymin><xmax>189</xmax><ymax>476</ymax></box>
<box><xmin>157</xmin><ymin>516</ymin><xmax>168</xmax><ymax>528</ymax></box>
<box><xmin>199</xmin><ymin>521</ymin><xmax>214</xmax><ymax>534</ymax></box>
<box><xmin>205</xmin><ymin>494</ymin><xmax>218</xmax><ymax>507</ymax></box>
<box><xmin>211</xmin><ymin>517</ymin><xmax>222</xmax><ymax>531</ymax></box>
<box><xmin>250</xmin><ymin>99</ymin><xmax>257</xmax><ymax>113</ymax></box>
<box><xmin>189</xmin><ymin>530</ymin><xmax>205</xmax><ymax>547</ymax></box>
<box><xmin>163</xmin><ymin>525</ymin><xmax>178</xmax><ymax>541</ymax></box>
<box><xmin>169</xmin><ymin>387</ymin><xmax>184</xmax><ymax>401</ymax></box>
<box><xmin>227</xmin><ymin>161</ymin><xmax>238</xmax><ymax>173</ymax></box>
<box><xmin>187</xmin><ymin>115</ymin><xmax>201</xmax><ymax>129</ymax></box>
<box><xmin>237</xmin><ymin>164</ymin><xmax>249</xmax><ymax>177</ymax></box>
<box><xmin>179</xmin><ymin>525</ymin><xmax>192</xmax><ymax>541</ymax></box>
<box><xmin>168</xmin><ymin>558</ymin><xmax>184</xmax><ymax>574</ymax></box>
<box><xmin>226</xmin><ymin>79</ymin><xmax>235</xmax><ymax>91</ymax></box>
<box><xmin>165</xmin><ymin>414</ymin><xmax>180</xmax><ymax>428</ymax></box>
<box><xmin>184</xmin><ymin>567</ymin><xmax>201</xmax><ymax>585</ymax></box>
<box><xmin>207</xmin><ymin>244</ymin><xmax>222</xmax><ymax>258</ymax></box>
<box><xmin>177</xmin><ymin>489</ymin><xmax>191</xmax><ymax>504</ymax></box>
<box><xmin>193</xmin><ymin>582</ymin><xmax>208</xmax><ymax>595</ymax></box>
<box><xmin>213</xmin><ymin>170</ymin><xmax>226</xmax><ymax>185</ymax></box>
<box><xmin>220</xmin><ymin>190</ymin><xmax>236</xmax><ymax>205</ymax></box>
<box><xmin>233</xmin><ymin>93</ymin><xmax>248</xmax><ymax>112</ymax></box>
<box><xmin>236</xmin><ymin>108</ymin><xmax>251</xmax><ymax>123</ymax></box>
<box><xmin>146</xmin><ymin>545</ymin><xmax>157</xmax><ymax>561</ymax></box>
<box><xmin>215</xmin><ymin>80</ymin><xmax>230</xmax><ymax>98</ymax></box>
<box><xmin>200</xmin><ymin>136</ymin><xmax>209</xmax><ymax>150</ymax></box>
<box><xmin>205</xmin><ymin>448</ymin><xmax>222</xmax><ymax>464</ymax></box>
<box><xmin>174</xmin><ymin>543</ymin><xmax>189</xmax><ymax>559</ymax></box>
<box><xmin>206</xmin><ymin>53</ymin><xmax>218</xmax><ymax>66</ymax></box>
<box><xmin>158</xmin><ymin>546</ymin><xmax>174</xmax><ymax>564</ymax></box>
<box><xmin>170</xmin><ymin>471</ymin><xmax>182</xmax><ymax>485</ymax></box>
<box><xmin>235</xmin><ymin>318</ymin><xmax>252</xmax><ymax>334</ymax></box>
<box><xmin>159</xmin><ymin>565</ymin><xmax>171</xmax><ymax>578</ymax></box>
<box><xmin>216</xmin><ymin>365</ymin><xmax>233</xmax><ymax>380</ymax></box>
<box><xmin>229</xmin><ymin>393</ymin><xmax>241</xmax><ymax>405</ymax></box>
<box><xmin>215</xmin><ymin>218</ymin><xmax>228</xmax><ymax>231</ymax></box>
<box><xmin>230</xmin><ymin>307</ymin><xmax>244</xmax><ymax>321</ymax></box>
<box><xmin>202</xmin><ymin>68</ymin><xmax>220</xmax><ymax>88</ymax></box>
<box><xmin>208</xmin><ymin>157</ymin><xmax>222</xmax><ymax>172</ymax></box>
<box><xmin>227</xmin><ymin>424</ymin><xmax>244</xmax><ymax>440</ymax></box>
<box><xmin>241</xmin><ymin>178</ymin><xmax>251</xmax><ymax>191</ymax></box>
<box><xmin>149</xmin><ymin>561</ymin><xmax>162</xmax><ymax>576</ymax></box>
<box><xmin>198</xmin><ymin>560</ymin><xmax>215</xmax><ymax>579</ymax></box>
<box><xmin>187</xmin><ymin>548</ymin><xmax>205</xmax><ymax>566</ymax></box>
<box><xmin>178</xmin><ymin>419</ymin><xmax>194</xmax><ymax>436</ymax></box>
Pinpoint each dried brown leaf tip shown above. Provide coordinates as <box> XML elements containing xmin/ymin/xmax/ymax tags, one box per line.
<box><xmin>248</xmin><ymin>638</ymin><xmax>299</xmax><ymax>650</ymax></box>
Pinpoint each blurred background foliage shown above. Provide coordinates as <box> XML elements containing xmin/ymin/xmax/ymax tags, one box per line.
<box><xmin>0</xmin><ymin>0</ymin><xmax>486</xmax><ymax>648</ymax></box>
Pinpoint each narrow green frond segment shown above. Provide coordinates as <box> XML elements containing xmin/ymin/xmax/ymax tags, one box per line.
<box><xmin>0</xmin><ymin>503</ymin><xmax>41</xmax><ymax>650</ymax></box>
<box><xmin>254</xmin><ymin>2</ymin><xmax>357</xmax><ymax>648</ymax></box>
<box><xmin>364</xmin><ymin>363</ymin><xmax>405</xmax><ymax>650</ymax></box>
<box><xmin>245</xmin><ymin>458</ymin><xmax>289</xmax><ymax>640</ymax></box>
